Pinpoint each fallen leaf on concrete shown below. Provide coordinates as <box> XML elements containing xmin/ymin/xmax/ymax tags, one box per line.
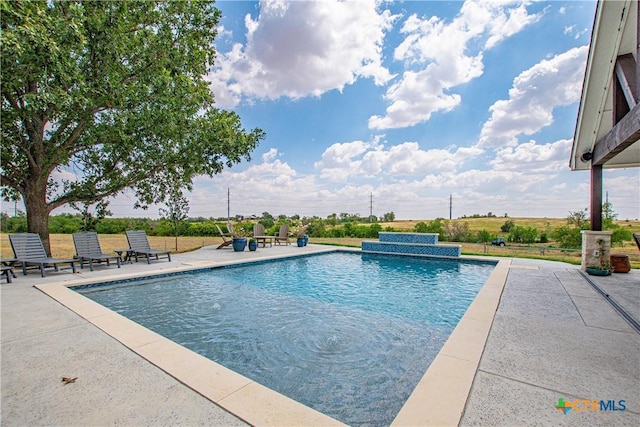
<box><xmin>61</xmin><ymin>377</ymin><xmax>77</xmax><ymax>385</ymax></box>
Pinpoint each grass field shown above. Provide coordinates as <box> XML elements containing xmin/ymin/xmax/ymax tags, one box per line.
<box><xmin>377</xmin><ymin>217</ymin><xmax>640</xmax><ymax>234</ymax></box>
<box><xmin>1</xmin><ymin>217</ymin><xmax>639</xmax><ymax>269</ymax></box>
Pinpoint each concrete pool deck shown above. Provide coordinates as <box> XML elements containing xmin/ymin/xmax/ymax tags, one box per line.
<box><xmin>1</xmin><ymin>244</ymin><xmax>638</xmax><ymax>426</ymax></box>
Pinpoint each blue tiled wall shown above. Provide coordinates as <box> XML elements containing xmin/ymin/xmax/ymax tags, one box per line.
<box><xmin>362</xmin><ymin>241</ymin><xmax>461</xmax><ymax>257</ymax></box>
<box><xmin>379</xmin><ymin>232</ymin><xmax>438</xmax><ymax>244</ymax></box>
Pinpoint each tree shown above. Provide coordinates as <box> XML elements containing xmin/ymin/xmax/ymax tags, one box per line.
<box><xmin>414</xmin><ymin>222</ymin><xmax>429</xmax><ymax>233</ymax></box>
<box><xmin>444</xmin><ymin>220</ymin><xmax>469</xmax><ymax>242</ymax></box>
<box><xmin>1</xmin><ymin>1</ymin><xmax>265</xmax><ymax>253</ymax></box>
<box><xmin>500</xmin><ymin>219</ymin><xmax>515</xmax><ymax>233</ymax></box>
<box><xmin>70</xmin><ymin>200</ymin><xmax>111</xmax><ymax>232</ymax></box>
<box><xmin>477</xmin><ymin>229</ymin><xmax>491</xmax><ymax>243</ymax></box>
<box><xmin>382</xmin><ymin>212</ymin><xmax>395</xmax><ymax>222</ymax></box>
<box><xmin>159</xmin><ymin>186</ymin><xmax>189</xmax><ymax>251</ymax></box>
<box><xmin>566</xmin><ymin>209</ymin><xmax>589</xmax><ymax>229</ymax></box>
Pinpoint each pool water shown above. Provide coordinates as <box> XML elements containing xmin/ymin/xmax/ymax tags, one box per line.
<box><xmin>78</xmin><ymin>252</ymin><xmax>494</xmax><ymax>426</ymax></box>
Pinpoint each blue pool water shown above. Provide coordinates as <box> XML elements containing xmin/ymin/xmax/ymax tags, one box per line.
<box><xmin>77</xmin><ymin>252</ymin><xmax>495</xmax><ymax>426</ymax></box>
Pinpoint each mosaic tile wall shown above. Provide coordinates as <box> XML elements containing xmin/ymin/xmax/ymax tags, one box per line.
<box><xmin>379</xmin><ymin>232</ymin><xmax>439</xmax><ymax>244</ymax></box>
<box><xmin>361</xmin><ymin>241</ymin><xmax>461</xmax><ymax>257</ymax></box>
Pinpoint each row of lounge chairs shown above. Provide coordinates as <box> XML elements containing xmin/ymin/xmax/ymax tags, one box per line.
<box><xmin>5</xmin><ymin>230</ymin><xmax>171</xmax><ymax>278</ymax></box>
<box><xmin>4</xmin><ymin>224</ymin><xmax>298</xmax><ymax>280</ymax></box>
<box><xmin>214</xmin><ymin>223</ymin><xmax>291</xmax><ymax>249</ymax></box>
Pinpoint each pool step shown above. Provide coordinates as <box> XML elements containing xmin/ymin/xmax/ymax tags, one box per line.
<box><xmin>362</xmin><ymin>233</ymin><xmax>461</xmax><ymax>258</ymax></box>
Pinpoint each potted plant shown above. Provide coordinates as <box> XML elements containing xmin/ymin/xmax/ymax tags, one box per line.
<box><xmin>294</xmin><ymin>224</ymin><xmax>307</xmax><ymax>247</ymax></box>
<box><xmin>248</xmin><ymin>238</ymin><xmax>258</xmax><ymax>251</ymax></box>
<box><xmin>586</xmin><ymin>238</ymin><xmax>612</xmax><ymax>276</ymax></box>
<box><xmin>232</xmin><ymin>226</ymin><xmax>249</xmax><ymax>252</ymax></box>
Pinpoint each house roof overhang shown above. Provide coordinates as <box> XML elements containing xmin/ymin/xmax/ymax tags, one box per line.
<box><xmin>570</xmin><ymin>0</ymin><xmax>640</xmax><ymax>171</ymax></box>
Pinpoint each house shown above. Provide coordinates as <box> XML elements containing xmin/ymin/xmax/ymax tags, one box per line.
<box><xmin>571</xmin><ymin>0</ymin><xmax>639</xmax><ymax>268</ymax></box>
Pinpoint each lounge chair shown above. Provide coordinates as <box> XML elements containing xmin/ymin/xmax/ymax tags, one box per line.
<box><xmin>73</xmin><ymin>231</ymin><xmax>121</xmax><ymax>271</ymax></box>
<box><xmin>274</xmin><ymin>224</ymin><xmax>291</xmax><ymax>245</ymax></box>
<box><xmin>9</xmin><ymin>233</ymin><xmax>77</xmax><ymax>277</ymax></box>
<box><xmin>253</xmin><ymin>224</ymin><xmax>273</xmax><ymax>247</ymax></box>
<box><xmin>215</xmin><ymin>224</ymin><xmax>233</xmax><ymax>249</ymax></box>
<box><xmin>634</xmin><ymin>233</ymin><xmax>640</xmax><ymax>251</ymax></box>
<box><xmin>125</xmin><ymin>230</ymin><xmax>171</xmax><ymax>263</ymax></box>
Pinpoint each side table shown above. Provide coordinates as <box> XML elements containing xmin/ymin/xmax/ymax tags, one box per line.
<box><xmin>115</xmin><ymin>249</ymin><xmax>136</xmax><ymax>264</ymax></box>
<box><xmin>1</xmin><ymin>258</ymin><xmax>18</xmax><ymax>283</ymax></box>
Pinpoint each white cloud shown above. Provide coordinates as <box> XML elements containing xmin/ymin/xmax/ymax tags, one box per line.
<box><xmin>369</xmin><ymin>0</ymin><xmax>540</xmax><ymax>130</ymax></box>
<box><xmin>314</xmin><ymin>139</ymin><xmax>482</xmax><ymax>181</ymax></box>
<box><xmin>207</xmin><ymin>0</ymin><xmax>397</xmax><ymax>107</ymax></box>
<box><xmin>491</xmin><ymin>138</ymin><xmax>573</xmax><ymax>172</ymax></box>
<box><xmin>478</xmin><ymin>45</ymin><xmax>588</xmax><ymax>148</ymax></box>
<box><xmin>261</xmin><ymin>147</ymin><xmax>279</xmax><ymax>162</ymax></box>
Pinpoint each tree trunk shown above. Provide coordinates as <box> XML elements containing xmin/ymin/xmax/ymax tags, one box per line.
<box><xmin>24</xmin><ymin>181</ymin><xmax>52</xmax><ymax>256</ymax></box>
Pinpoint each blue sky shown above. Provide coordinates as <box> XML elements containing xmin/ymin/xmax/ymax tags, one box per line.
<box><xmin>83</xmin><ymin>1</ymin><xmax>640</xmax><ymax>220</ymax></box>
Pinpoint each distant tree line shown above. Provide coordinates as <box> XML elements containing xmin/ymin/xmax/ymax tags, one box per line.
<box><xmin>1</xmin><ymin>204</ymin><xmax>634</xmax><ymax>248</ymax></box>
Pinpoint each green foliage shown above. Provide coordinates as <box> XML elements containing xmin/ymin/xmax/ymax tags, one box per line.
<box><xmin>0</xmin><ymin>212</ymin><xmax>27</xmax><ymax>233</ymax></box>
<box><xmin>508</xmin><ymin>226</ymin><xmax>538</xmax><ymax>244</ymax></box>
<box><xmin>70</xmin><ymin>201</ymin><xmax>111</xmax><ymax>232</ymax></box>
<box><xmin>1</xmin><ymin>0</ymin><xmax>265</xmax><ymax>251</ymax></box>
<box><xmin>566</xmin><ymin>209</ymin><xmax>589</xmax><ymax>229</ymax></box>
<box><xmin>305</xmin><ymin>220</ymin><xmax>325</xmax><ymax>237</ymax></box>
<box><xmin>551</xmin><ymin>226</ymin><xmax>582</xmax><ymax>248</ymax></box>
<box><xmin>414</xmin><ymin>222</ymin><xmax>429</xmax><ymax>233</ymax></box>
<box><xmin>258</xmin><ymin>217</ymin><xmax>275</xmax><ymax>229</ymax></box>
<box><xmin>233</xmin><ymin>221</ymin><xmax>255</xmax><ymax>238</ymax></box>
<box><xmin>413</xmin><ymin>219</ymin><xmax>445</xmax><ymax>238</ymax></box>
<box><xmin>476</xmin><ymin>229</ymin><xmax>492</xmax><ymax>243</ymax></box>
<box><xmin>159</xmin><ymin>186</ymin><xmax>189</xmax><ymax>250</ymax></box>
<box><xmin>48</xmin><ymin>214</ymin><xmax>81</xmax><ymax>234</ymax></box>
<box><xmin>182</xmin><ymin>221</ymin><xmax>219</xmax><ymax>237</ymax></box>
<box><xmin>444</xmin><ymin>221</ymin><xmax>470</xmax><ymax>242</ymax></box>
<box><xmin>460</xmin><ymin>212</ymin><xmax>497</xmax><ymax>218</ymax></box>
<box><xmin>382</xmin><ymin>212</ymin><xmax>395</xmax><ymax>221</ymax></box>
<box><xmin>500</xmin><ymin>219</ymin><xmax>515</xmax><ymax>233</ymax></box>
<box><xmin>610</xmin><ymin>226</ymin><xmax>632</xmax><ymax>247</ymax></box>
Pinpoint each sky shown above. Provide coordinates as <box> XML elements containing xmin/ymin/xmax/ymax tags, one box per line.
<box><xmin>49</xmin><ymin>0</ymin><xmax>640</xmax><ymax>220</ymax></box>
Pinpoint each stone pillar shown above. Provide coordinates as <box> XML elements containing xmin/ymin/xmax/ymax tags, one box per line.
<box><xmin>580</xmin><ymin>230</ymin><xmax>613</xmax><ymax>270</ymax></box>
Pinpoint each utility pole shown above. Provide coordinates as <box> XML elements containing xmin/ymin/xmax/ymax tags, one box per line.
<box><xmin>227</xmin><ymin>188</ymin><xmax>230</xmax><ymax>223</ymax></box>
<box><xmin>449</xmin><ymin>194</ymin><xmax>452</xmax><ymax>220</ymax></box>
<box><xmin>370</xmin><ymin>193</ymin><xmax>373</xmax><ymax>222</ymax></box>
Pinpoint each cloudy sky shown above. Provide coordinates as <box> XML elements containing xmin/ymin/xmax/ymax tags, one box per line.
<box><xmin>79</xmin><ymin>1</ymin><xmax>640</xmax><ymax>220</ymax></box>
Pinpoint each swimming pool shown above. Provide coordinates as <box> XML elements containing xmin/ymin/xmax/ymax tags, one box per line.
<box><xmin>75</xmin><ymin>252</ymin><xmax>495</xmax><ymax>426</ymax></box>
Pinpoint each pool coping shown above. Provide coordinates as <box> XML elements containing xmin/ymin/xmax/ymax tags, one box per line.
<box><xmin>34</xmin><ymin>249</ymin><xmax>510</xmax><ymax>426</ymax></box>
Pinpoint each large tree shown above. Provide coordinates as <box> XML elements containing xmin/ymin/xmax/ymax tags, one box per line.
<box><xmin>1</xmin><ymin>0</ymin><xmax>265</xmax><ymax>253</ymax></box>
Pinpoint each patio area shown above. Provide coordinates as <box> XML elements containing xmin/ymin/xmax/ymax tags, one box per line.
<box><xmin>1</xmin><ymin>244</ymin><xmax>638</xmax><ymax>426</ymax></box>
